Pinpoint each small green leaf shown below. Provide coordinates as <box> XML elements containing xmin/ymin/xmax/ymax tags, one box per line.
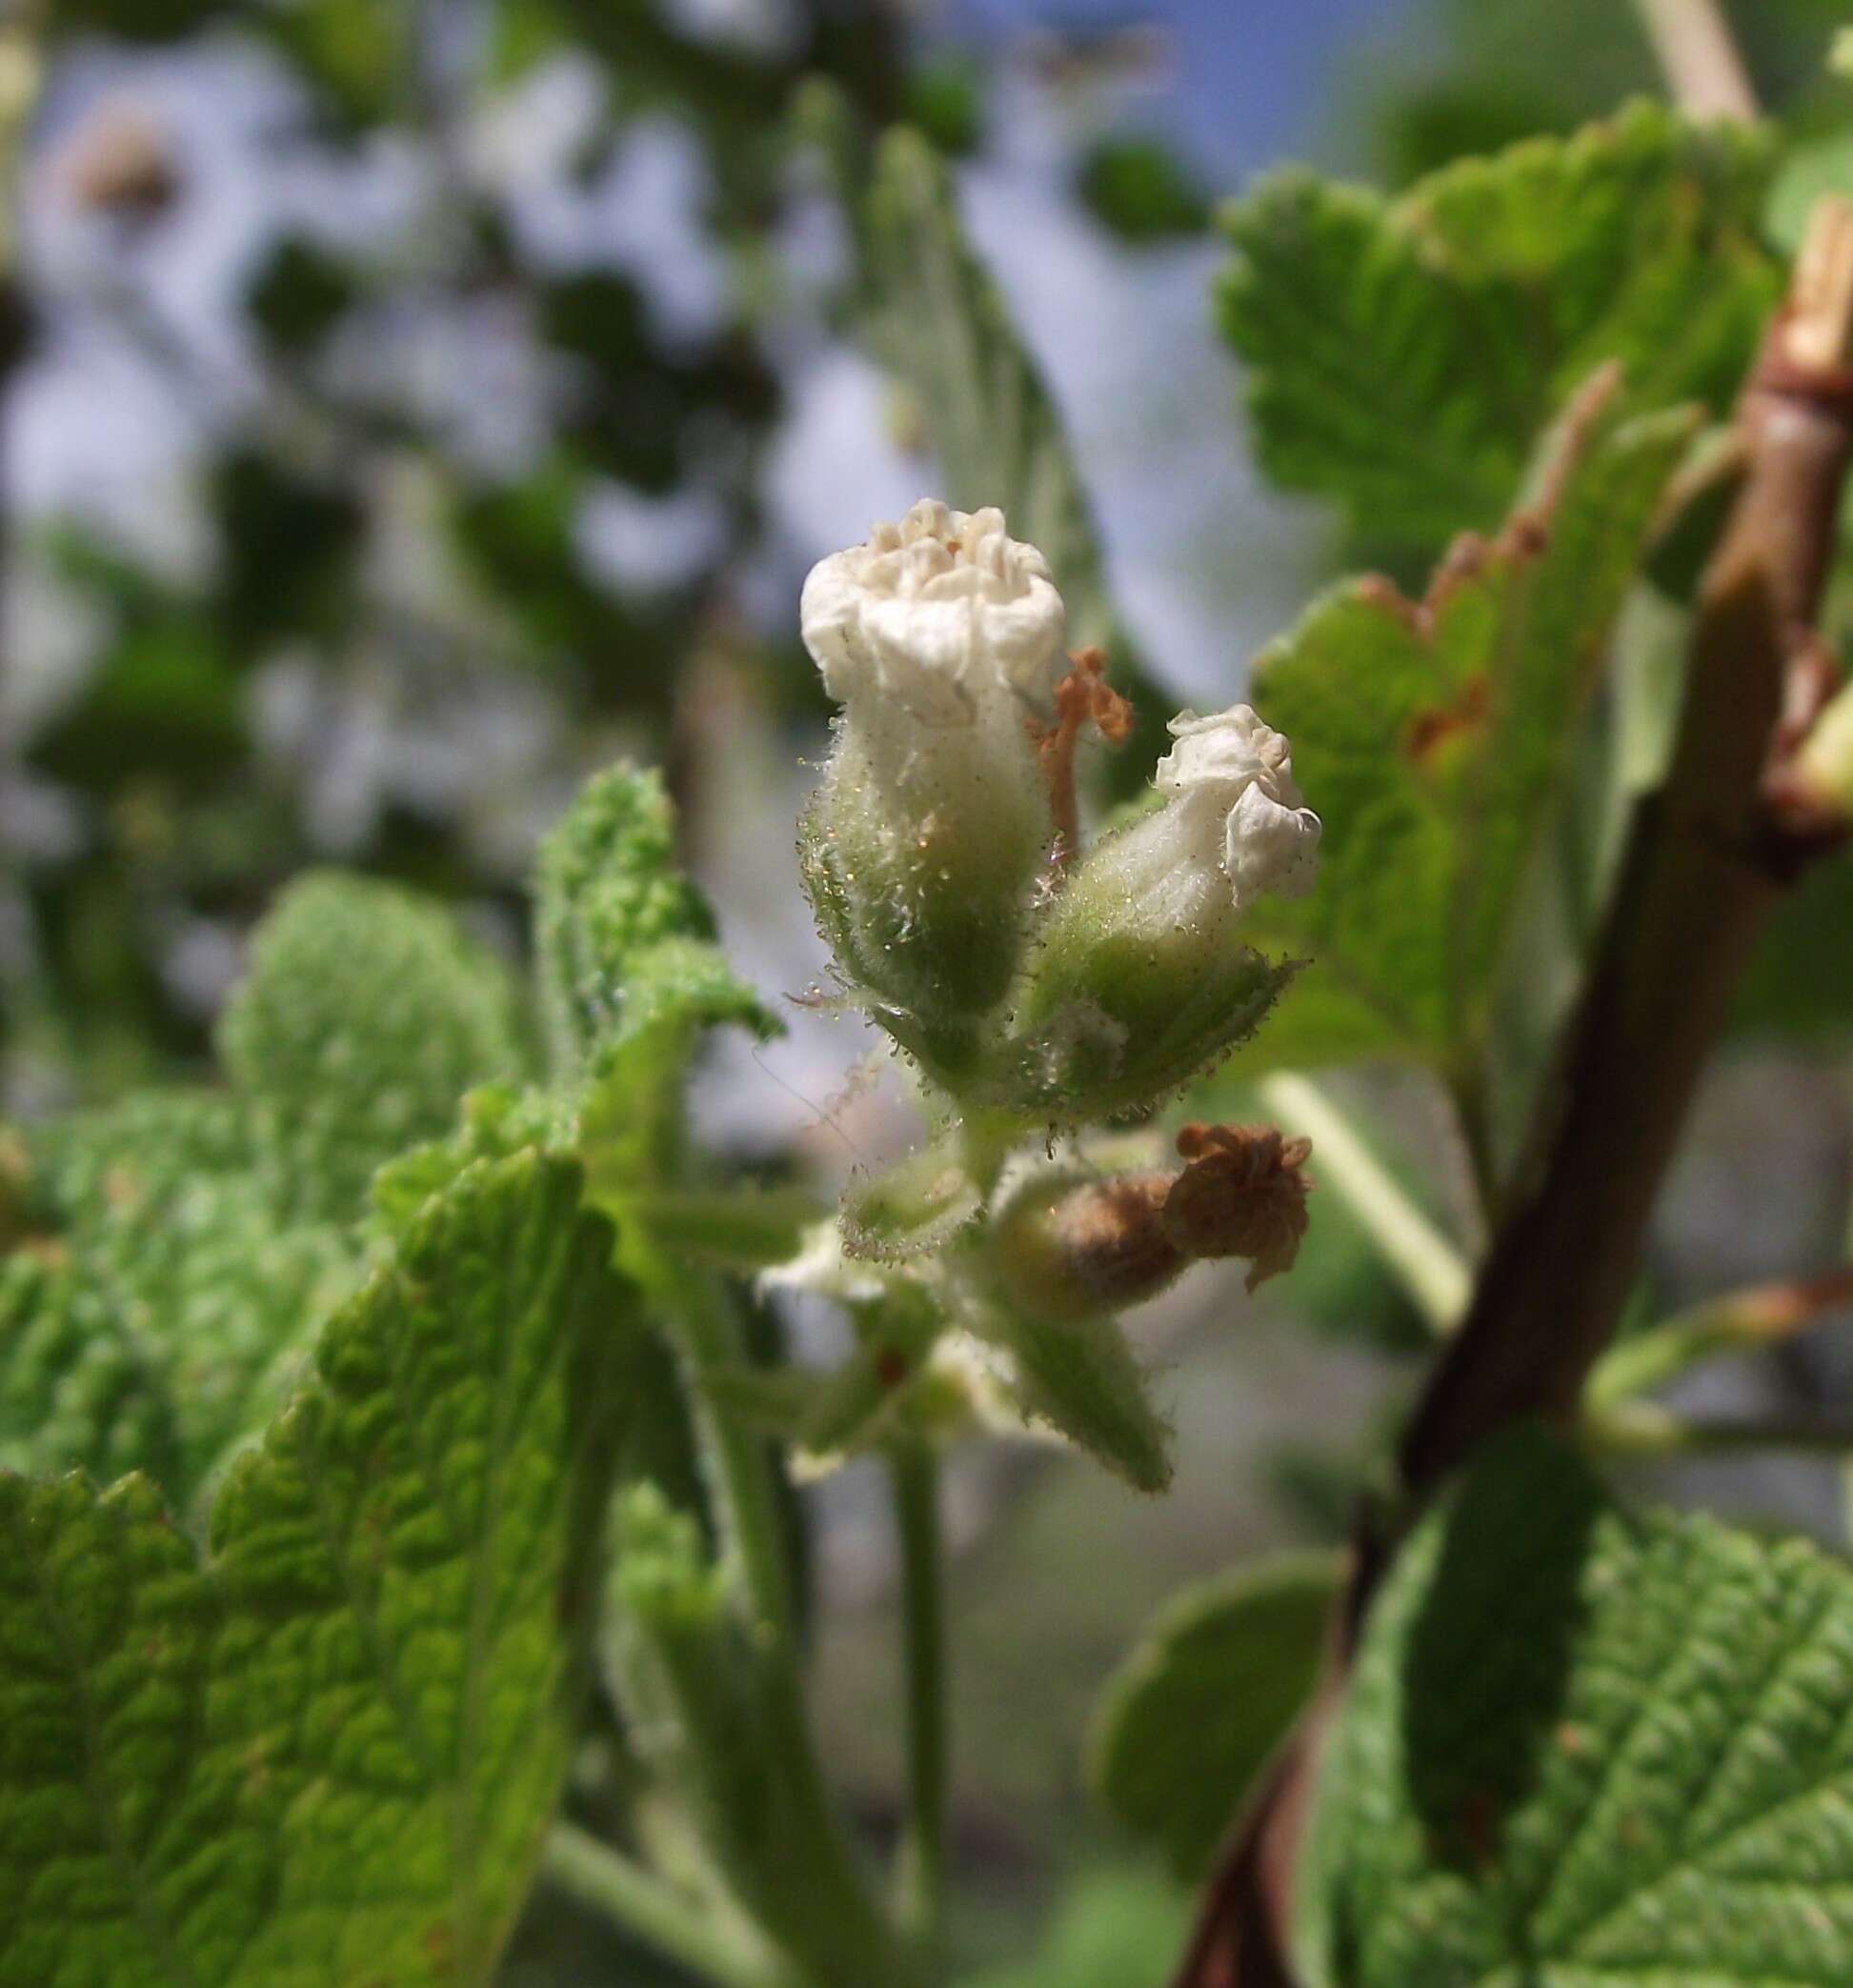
<box><xmin>0</xmin><ymin>1149</ymin><xmax>628</xmax><ymax>1988</ymax></box>
<box><xmin>1220</xmin><ymin>101</ymin><xmax>1775</xmax><ymax>548</ymax></box>
<box><xmin>839</xmin><ymin>1137</ymin><xmax>983</xmax><ymax>1264</ymax></box>
<box><xmin>1299</xmin><ymin>1427</ymin><xmax>1853</xmax><ymax>1988</ymax></box>
<box><xmin>980</xmin><ymin>1303</ymin><xmax>1173</xmax><ymax>1494</ymax></box>
<box><xmin>534</xmin><ymin>764</ymin><xmax>730</xmax><ymax>1077</ymax></box>
<box><xmin>220</xmin><ymin>873</ymin><xmax>528</xmax><ymax>1225</ymax></box>
<box><xmin>1090</xmin><ymin>1553</ymin><xmax>1339</xmax><ymax>1878</ymax></box>
<box><xmin>1244</xmin><ymin>379</ymin><xmax>1699</xmax><ymax>1070</ymax></box>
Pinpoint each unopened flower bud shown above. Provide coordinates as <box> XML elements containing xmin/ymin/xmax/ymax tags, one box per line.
<box><xmin>997</xmin><ymin>705</ymin><xmax>1318</xmax><ymax>1116</ymax></box>
<box><xmin>799</xmin><ymin>500</ymin><xmax>1067</xmax><ymax>1072</ymax></box>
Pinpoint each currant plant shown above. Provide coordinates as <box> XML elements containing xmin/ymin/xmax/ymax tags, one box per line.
<box><xmin>11</xmin><ymin>38</ymin><xmax>1853</xmax><ymax>1988</ymax></box>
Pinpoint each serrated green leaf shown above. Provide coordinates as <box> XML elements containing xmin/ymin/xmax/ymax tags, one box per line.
<box><xmin>0</xmin><ymin>1148</ymin><xmax>628</xmax><ymax>1988</ymax></box>
<box><xmin>534</xmin><ymin>765</ymin><xmax>730</xmax><ymax>1076</ymax></box>
<box><xmin>1090</xmin><ymin>1552</ymin><xmax>1339</xmax><ymax>1879</ymax></box>
<box><xmin>1299</xmin><ymin>1427</ymin><xmax>1853</xmax><ymax>1988</ymax></box>
<box><xmin>1243</xmin><ymin>381</ymin><xmax>1699</xmax><ymax>1071</ymax></box>
<box><xmin>1220</xmin><ymin>101</ymin><xmax>1776</xmax><ymax>548</ymax></box>
<box><xmin>220</xmin><ymin>874</ymin><xmax>528</xmax><ymax>1225</ymax></box>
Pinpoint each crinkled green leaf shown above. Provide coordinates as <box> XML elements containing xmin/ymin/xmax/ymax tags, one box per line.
<box><xmin>533</xmin><ymin>772</ymin><xmax>773</xmax><ymax>1195</ymax></box>
<box><xmin>220</xmin><ymin>873</ymin><xmax>529</xmax><ymax>1225</ymax></box>
<box><xmin>1220</xmin><ymin>101</ymin><xmax>1775</xmax><ymax>548</ymax></box>
<box><xmin>1299</xmin><ymin>1428</ymin><xmax>1853</xmax><ymax>1988</ymax></box>
<box><xmin>1090</xmin><ymin>1552</ymin><xmax>1339</xmax><ymax>1878</ymax></box>
<box><xmin>0</xmin><ymin>1254</ymin><xmax>180</xmax><ymax>1487</ymax></box>
<box><xmin>1243</xmin><ymin>383</ymin><xmax>1700</xmax><ymax>1070</ymax></box>
<box><xmin>0</xmin><ymin>1148</ymin><xmax>628</xmax><ymax>1988</ymax></box>
<box><xmin>19</xmin><ymin>1095</ymin><xmax>361</xmax><ymax>1499</ymax></box>
<box><xmin>534</xmin><ymin>765</ymin><xmax>731</xmax><ymax>1076</ymax></box>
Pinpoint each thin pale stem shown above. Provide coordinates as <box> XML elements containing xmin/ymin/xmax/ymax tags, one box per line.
<box><xmin>1633</xmin><ymin>0</ymin><xmax>1759</xmax><ymax>121</ymax></box>
<box><xmin>1584</xmin><ymin>1401</ymin><xmax>1853</xmax><ymax>1458</ymax></box>
<box><xmin>1586</xmin><ymin>1264</ymin><xmax>1853</xmax><ymax>1409</ymax></box>
<box><xmin>543</xmin><ymin>1825</ymin><xmax>799</xmax><ymax>1988</ymax></box>
<box><xmin>891</xmin><ymin>1439</ymin><xmax>949</xmax><ymax>1966</ymax></box>
<box><xmin>1259</xmin><ymin>1074</ymin><xmax>1471</xmax><ymax>1335</ymax></box>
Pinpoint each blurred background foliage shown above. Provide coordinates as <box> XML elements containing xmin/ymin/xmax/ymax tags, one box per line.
<box><xmin>7</xmin><ymin>0</ymin><xmax>1853</xmax><ymax>1979</ymax></box>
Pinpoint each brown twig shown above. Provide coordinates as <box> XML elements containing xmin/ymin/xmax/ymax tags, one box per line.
<box><xmin>1172</xmin><ymin>194</ymin><xmax>1853</xmax><ymax>1987</ymax></box>
<box><xmin>1634</xmin><ymin>0</ymin><xmax>1759</xmax><ymax>122</ymax></box>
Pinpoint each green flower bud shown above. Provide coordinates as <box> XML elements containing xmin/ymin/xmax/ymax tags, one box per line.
<box><xmin>798</xmin><ymin>499</ymin><xmax>1066</xmax><ymax>1074</ymax></box>
<box><xmin>992</xmin><ymin>704</ymin><xmax>1318</xmax><ymax>1117</ymax></box>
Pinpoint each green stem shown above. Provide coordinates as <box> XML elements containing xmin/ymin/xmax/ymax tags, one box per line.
<box><xmin>1584</xmin><ymin>1401</ymin><xmax>1853</xmax><ymax>1459</ymax></box>
<box><xmin>543</xmin><ymin>1825</ymin><xmax>798</xmax><ymax>1988</ymax></box>
<box><xmin>1259</xmin><ymin>1074</ymin><xmax>1471</xmax><ymax>1335</ymax></box>
<box><xmin>1585</xmin><ymin>1263</ymin><xmax>1853</xmax><ymax>1410</ymax></box>
<box><xmin>891</xmin><ymin>1439</ymin><xmax>949</xmax><ymax>1965</ymax></box>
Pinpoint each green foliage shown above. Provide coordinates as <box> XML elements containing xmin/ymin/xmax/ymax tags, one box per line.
<box><xmin>966</xmin><ymin>1865</ymin><xmax>1191</xmax><ymax>1988</ymax></box>
<box><xmin>219</xmin><ymin>873</ymin><xmax>529</xmax><ymax>1225</ymax></box>
<box><xmin>1220</xmin><ymin>101</ymin><xmax>1776</xmax><ymax>549</ymax></box>
<box><xmin>981</xmin><ymin>1302</ymin><xmax>1173</xmax><ymax>1494</ymax></box>
<box><xmin>0</xmin><ymin>1150</ymin><xmax>630</xmax><ymax>1988</ymax></box>
<box><xmin>1241</xmin><ymin>381</ymin><xmax>1698</xmax><ymax>1071</ymax></box>
<box><xmin>1299</xmin><ymin>1428</ymin><xmax>1853</xmax><ymax>1987</ymax></box>
<box><xmin>17</xmin><ymin>1094</ymin><xmax>359</xmax><ymax>1499</ymax></box>
<box><xmin>1090</xmin><ymin>1553</ymin><xmax>1340</xmax><ymax>1879</ymax></box>
<box><xmin>1076</xmin><ymin>137</ymin><xmax>1212</xmax><ymax>243</ymax></box>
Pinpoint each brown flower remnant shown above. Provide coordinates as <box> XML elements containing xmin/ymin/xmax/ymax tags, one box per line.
<box><xmin>1036</xmin><ymin>646</ymin><xmax>1135</xmax><ymax>866</ymax></box>
<box><xmin>992</xmin><ymin>1122</ymin><xmax>1314</xmax><ymax>1323</ymax></box>
<box><xmin>1163</xmin><ymin>1122</ymin><xmax>1314</xmax><ymax>1293</ymax></box>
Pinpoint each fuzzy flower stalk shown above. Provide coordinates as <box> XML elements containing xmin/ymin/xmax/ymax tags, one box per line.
<box><xmin>799</xmin><ymin>499</ymin><xmax>1066</xmax><ymax>1074</ymax></box>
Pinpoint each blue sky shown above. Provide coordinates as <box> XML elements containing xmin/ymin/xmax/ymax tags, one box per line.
<box><xmin>945</xmin><ymin>0</ymin><xmax>1423</xmax><ymax>177</ymax></box>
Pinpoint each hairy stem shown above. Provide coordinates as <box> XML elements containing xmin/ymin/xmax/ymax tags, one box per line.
<box><xmin>543</xmin><ymin>1825</ymin><xmax>799</xmax><ymax>1988</ymax></box>
<box><xmin>1258</xmin><ymin>1074</ymin><xmax>1470</xmax><ymax>1334</ymax></box>
<box><xmin>891</xmin><ymin>1439</ymin><xmax>950</xmax><ymax>1966</ymax></box>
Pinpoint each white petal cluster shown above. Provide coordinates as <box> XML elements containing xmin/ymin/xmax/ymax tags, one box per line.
<box><xmin>800</xmin><ymin>498</ymin><xmax>1068</xmax><ymax>728</ymax></box>
<box><xmin>1155</xmin><ymin>705</ymin><xmax>1321</xmax><ymax>911</ymax></box>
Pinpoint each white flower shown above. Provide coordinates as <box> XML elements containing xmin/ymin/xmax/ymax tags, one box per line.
<box><xmin>1155</xmin><ymin>705</ymin><xmax>1321</xmax><ymax>910</ymax></box>
<box><xmin>800</xmin><ymin>498</ymin><xmax>1067</xmax><ymax>729</ymax></box>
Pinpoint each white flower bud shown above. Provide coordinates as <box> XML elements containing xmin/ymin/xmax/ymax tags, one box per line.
<box><xmin>800</xmin><ymin>498</ymin><xmax>1067</xmax><ymax>729</ymax></box>
<box><xmin>1154</xmin><ymin>706</ymin><xmax>1321</xmax><ymax>911</ymax></box>
<box><xmin>993</xmin><ymin>702</ymin><xmax>1314</xmax><ymax>1118</ymax></box>
<box><xmin>798</xmin><ymin>500</ymin><xmax>1068</xmax><ymax>1071</ymax></box>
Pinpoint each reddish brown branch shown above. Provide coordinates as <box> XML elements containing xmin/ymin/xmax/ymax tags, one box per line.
<box><xmin>1173</xmin><ymin>195</ymin><xmax>1853</xmax><ymax>1988</ymax></box>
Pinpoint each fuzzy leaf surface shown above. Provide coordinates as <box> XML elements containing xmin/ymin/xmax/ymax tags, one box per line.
<box><xmin>1299</xmin><ymin>1429</ymin><xmax>1853</xmax><ymax>1988</ymax></box>
<box><xmin>0</xmin><ymin>1149</ymin><xmax>625</xmax><ymax>1988</ymax></box>
<box><xmin>1220</xmin><ymin>101</ymin><xmax>1774</xmax><ymax>548</ymax></box>
<box><xmin>1242</xmin><ymin>384</ymin><xmax>1698</xmax><ymax>1070</ymax></box>
<box><xmin>219</xmin><ymin>873</ymin><xmax>528</xmax><ymax>1224</ymax></box>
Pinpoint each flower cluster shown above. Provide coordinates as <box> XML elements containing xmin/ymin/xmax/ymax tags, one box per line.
<box><xmin>798</xmin><ymin>499</ymin><xmax>1319</xmax><ymax>1116</ymax></box>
